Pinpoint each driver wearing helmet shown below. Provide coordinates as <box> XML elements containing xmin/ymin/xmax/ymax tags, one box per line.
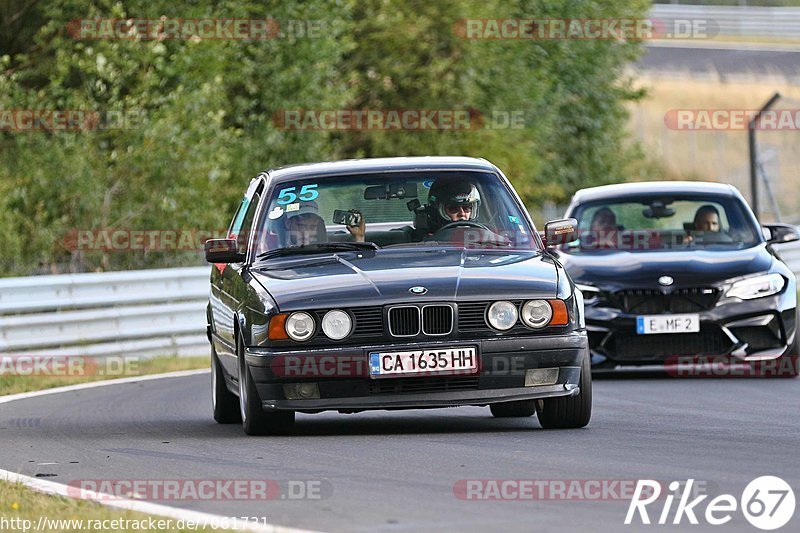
<box><xmin>427</xmin><ymin>179</ymin><xmax>482</xmax><ymax>232</ymax></box>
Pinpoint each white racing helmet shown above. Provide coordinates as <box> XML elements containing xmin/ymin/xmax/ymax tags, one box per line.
<box><xmin>428</xmin><ymin>180</ymin><xmax>481</xmax><ymax>227</ymax></box>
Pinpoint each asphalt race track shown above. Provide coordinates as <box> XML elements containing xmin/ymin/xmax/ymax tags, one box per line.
<box><xmin>1</xmin><ymin>373</ymin><xmax>798</xmax><ymax>532</ymax></box>
<box><xmin>638</xmin><ymin>44</ymin><xmax>800</xmax><ymax>79</ymax></box>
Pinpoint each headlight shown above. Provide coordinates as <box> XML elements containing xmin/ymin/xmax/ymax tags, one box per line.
<box><xmin>285</xmin><ymin>312</ymin><xmax>315</xmax><ymax>341</ymax></box>
<box><xmin>487</xmin><ymin>301</ymin><xmax>518</xmax><ymax>330</ymax></box>
<box><xmin>321</xmin><ymin>309</ymin><xmax>352</xmax><ymax>340</ymax></box>
<box><xmin>726</xmin><ymin>273</ymin><xmax>785</xmax><ymax>300</ymax></box>
<box><xmin>521</xmin><ymin>300</ymin><xmax>552</xmax><ymax>328</ymax></box>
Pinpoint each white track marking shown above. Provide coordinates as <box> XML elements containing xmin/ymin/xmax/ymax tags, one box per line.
<box><xmin>0</xmin><ymin>370</ymin><xmax>318</xmax><ymax>533</ymax></box>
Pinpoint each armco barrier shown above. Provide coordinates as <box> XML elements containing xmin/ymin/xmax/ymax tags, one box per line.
<box><xmin>0</xmin><ymin>266</ymin><xmax>210</xmax><ymax>358</ymax></box>
<box><xmin>650</xmin><ymin>4</ymin><xmax>800</xmax><ymax>39</ymax></box>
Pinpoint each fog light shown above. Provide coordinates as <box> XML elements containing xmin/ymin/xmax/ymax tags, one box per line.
<box><xmin>524</xmin><ymin>368</ymin><xmax>559</xmax><ymax>386</ymax></box>
<box><xmin>284</xmin><ymin>382</ymin><xmax>320</xmax><ymax>400</ymax></box>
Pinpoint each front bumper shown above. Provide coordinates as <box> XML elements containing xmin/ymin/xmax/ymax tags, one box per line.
<box><xmin>244</xmin><ymin>332</ymin><xmax>587</xmax><ymax>411</ymax></box>
<box><xmin>586</xmin><ymin>294</ymin><xmax>796</xmax><ymax>367</ymax></box>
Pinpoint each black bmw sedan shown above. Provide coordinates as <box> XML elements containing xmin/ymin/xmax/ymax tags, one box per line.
<box><xmin>558</xmin><ymin>181</ymin><xmax>799</xmax><ymax>376</ymax></box>
<box><xmin>204</xmin><ymin>156</ymin><xmax>590</xmax><ymax>434</ymax></box>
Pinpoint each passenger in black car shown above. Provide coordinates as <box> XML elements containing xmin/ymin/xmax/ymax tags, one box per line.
<box><xmin>284</xmin><ymin>201</ymin><xmax>365</xmax><ymax>246</ymax></box>
<box><xmin>588</xmin><ymin>207</ymin><xmax>618</xmax><ymax>248</ymax></box>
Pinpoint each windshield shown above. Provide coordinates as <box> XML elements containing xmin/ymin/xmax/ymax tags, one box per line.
<box><xmin>565</xmin><ymin>195</ymin><xmax>760</xmax><ymax>253</ymax></box>
<box><xmin>253</xmin><ymin>171</ymin><xmax>539</xmax><ymax>256</ymax></box>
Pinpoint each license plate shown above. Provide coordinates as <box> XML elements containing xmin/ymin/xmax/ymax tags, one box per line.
<box><xmin>369</xmin><ymin>346</ymin><xmax>478</xmax><ymax>378</ymax></box>
<box><xmin>636</xmin><ymin>314</ymin><xmax>700</xmax><ymax>334</ymax></box>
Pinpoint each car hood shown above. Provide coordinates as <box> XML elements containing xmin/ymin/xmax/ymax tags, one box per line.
<box><xmin>559</xmin><ymin>244</ymin><xmax>773</xmax><ymax>290</ymax></box>
<box><xmin>251</xmin><ymin>248</ymin><xmax>557</xmax><ymax>311</ymax></box>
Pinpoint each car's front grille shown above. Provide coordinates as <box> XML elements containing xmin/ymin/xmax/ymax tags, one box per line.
<box><xmin>609</xmin><ymin>326</ymin><xmax>732</xmax><ymax>361</ymax></box>
<box><xmin>458</xmin><ymin>301</ymin><xmax>490</xmax><ymax>330</ymax></box>
<box><xmin>387</xmin><ymin>305</ymin><xmax>454</xmax><ymax>337</ymax></box>
<box><xmin>312</xmin><ymin>306</ymin><xmax>383</xmax><ymax>339</ymax></box>
<box><xmin>369</xmin><ymin>376</ymin><xmax>479</xmax><ymax>395</ymax></box>
<box><xmin>350</xmin><ymin>307</ymin><xmax>383</xmax><ymax>337</ymax></box>
<box><xmin>388</xmin><ymin>306</ymin><xmax>420</xmax><ymax>336</ymax></box>
<box><xmin>422</xmin><ymin>305</ymin><xmax>453</xmax><ymax>335</ymax></box>
<box><xmin>610</xmin><ymin>288</ymin><xmax>719</xmax><ymax>314</ymax></box>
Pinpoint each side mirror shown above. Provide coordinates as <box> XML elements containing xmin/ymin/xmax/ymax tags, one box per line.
<box><xmin>763</xmin><ymin>223</ymin><xmax>800</xmax><ymax>245</ymax></box>
<box><xmin>543</xmin><ymin>218</ymin><xmax>579</xmax><ymax>247</ymax></box>
<box><xmin>204</xmin><ymin>238</ymin><xmax>245</xmax><ymax>263</ymax></box>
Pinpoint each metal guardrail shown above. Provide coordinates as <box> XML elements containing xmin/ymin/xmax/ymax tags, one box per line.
<box><xmin>2</xmin><ymin>241</ymin><xmax>800</xmax><ymax>359</ymax></box>
<box><xmin>0</xmin><ymin>267</ymin><xmax>210</xmax><ymax>358</ymax></box>
<box><xmin>650</xmin><ymin>4</ymin><xmax>800</xmax><ymax>38</ymax></box>
<box><xmin>774</xmin><ymin>240</ymin><xmax>800</xmax><ymax>273</ymax></box>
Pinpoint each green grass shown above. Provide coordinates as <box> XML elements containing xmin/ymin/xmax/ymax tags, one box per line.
<box><xmin>0</xmin><ymin>480</ymin><xmax>225</xmax><ymax>532</ymax></box>
<box><xmin>0</xmin><ymin>355</ymin><xmax>209</xmax><ymax>396</ymax></box>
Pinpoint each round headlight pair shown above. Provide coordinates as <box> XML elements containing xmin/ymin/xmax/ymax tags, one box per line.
<box><xmin>285</xmin><ymin>310</ymin><xmax>352</xmax><ymax>341</ymax></box>
<box><xmin>486</xmin><ymin>300</ymin><xmax>552</xmax><ymax>330</ymax></box>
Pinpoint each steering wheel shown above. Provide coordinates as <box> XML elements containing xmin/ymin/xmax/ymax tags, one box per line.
<box><xmin>434</xmin><ymin>221</ymin><xmax>491</xmax><ymax>234</ymax></box>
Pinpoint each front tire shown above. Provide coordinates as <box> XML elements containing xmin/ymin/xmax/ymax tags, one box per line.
<box><xmin>536</xmin><ymin>350</ymin><xmax>592</xmax><ymax>429</ymax></box>
<box><xmin>237</xmin><ymin>333</ymin><xmax>295</xmax><ymax>435</ymax></box>
<box><xmin>212</xmin><ymin>346</ymin><xmax>240</xmax><ymax>424</ymax></box>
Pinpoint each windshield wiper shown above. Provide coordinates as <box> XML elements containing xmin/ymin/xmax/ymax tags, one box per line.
<box><xmin>256</xmin><ymin>242</ymin><xmax>380</xmax><ymax>260</ymax></box>
<box><xmin>465</xmin><ymin>239</ymin><xmax>513</xmax><ymax>248</ymax></box>
<box><xmin>385</xmin><ymin>239</ymin><xmax>514</xmax><ymax>249</ymax></box>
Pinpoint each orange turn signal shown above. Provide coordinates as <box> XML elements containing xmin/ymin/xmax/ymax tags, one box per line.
<box><xmin>268</xmin><ymin>314</ymin><xmax>289</xmax><ymax>340</ymax></box>
<box><xmin>548</xmin><ymin>299</ymin><xmax>569</xmax><ymax>326</ymax></box>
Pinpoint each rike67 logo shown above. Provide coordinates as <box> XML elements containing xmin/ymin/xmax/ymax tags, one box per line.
<box><xmin>626</xmin><ymin>477</ymin><xmax>795</xmax><ymax>530</ymax></box>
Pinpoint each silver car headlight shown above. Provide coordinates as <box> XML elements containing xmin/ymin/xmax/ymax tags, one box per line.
<box><xmin>321</xmin><ymin>310</ymin><xmax>352</xmax><ymax>340</ymax></box>
<box><xmin>726</xmin><ymin>273</ymin><xmax>785</xmax><ymax>300</ymax></box>
<box><xmin>285</xmin><ymin>311</ymin><xmax>315</xmax><ymax>341</ymax></box>
<box><xmin>487</xmin><ymin>301</ymin><xmax>518</xmax><ymax>330</ymax></box>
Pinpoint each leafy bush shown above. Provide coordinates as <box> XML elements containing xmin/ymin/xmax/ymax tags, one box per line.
<box><xmin>0</xmin><ymin>0</ymin><xmax>648</xmax><ymax>275</ymax></box>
